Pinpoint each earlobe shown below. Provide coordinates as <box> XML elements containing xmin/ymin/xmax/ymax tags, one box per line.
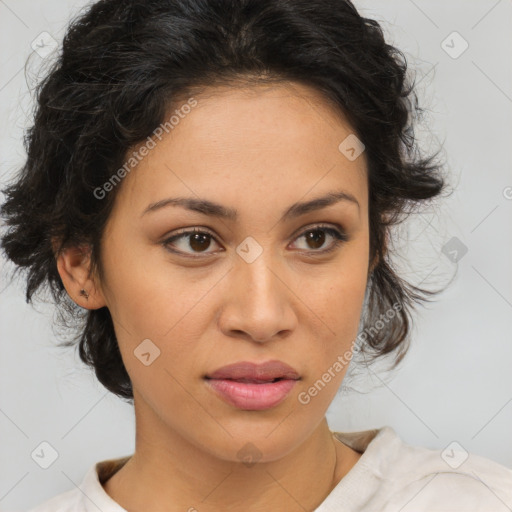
<box><xmin>54</xmin><ymin>243</ymin><xmax>107</xmax><ymax>310</ymax></box>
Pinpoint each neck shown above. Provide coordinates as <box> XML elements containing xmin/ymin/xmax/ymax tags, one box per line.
<box><xmin>104</xmin><ymin>395</ymin><xmax>359</xmax><ymax>512</ymax></box>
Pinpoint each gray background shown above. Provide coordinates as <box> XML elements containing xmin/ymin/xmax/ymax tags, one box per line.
<box><xmin>1</xmin><ymin>1</ymin><xmax>511</xmax><ymax>510</ymax></box>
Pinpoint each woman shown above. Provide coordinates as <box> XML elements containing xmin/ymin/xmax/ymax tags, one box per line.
<box><xmin>1</xmin><ymin>0</ymin><xmax>511</xmax><ymax>510</ymax></box>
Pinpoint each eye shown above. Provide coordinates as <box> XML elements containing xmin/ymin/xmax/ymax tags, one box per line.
<box><xmin>161</xmin><ymin>224</ymin><xmax>349</xmax><ymax>258</ymax></box>
<box><xmin>162</xmin><ymin>227</ymin><xmax>222</xmax><ymax>257</ymax></box>
<box><xmin>290</xmin><ymin>224</ymin><xmax>349</xmax><ymax>254</ymax></box>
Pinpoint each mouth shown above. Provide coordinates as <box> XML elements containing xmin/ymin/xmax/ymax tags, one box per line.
<box><xmin>204</xmin><ymin>360</ymin><xmax>300</xmax><ymax>410</ymax></box>
<box><xmin>204</xmin><ymin>378</ymin><xmax>299</xmax><ymax>410</ymax></box>
<box><xmin>205</xmin><ymin>360</ymin><xmax>300</xmax><ymax>381</ymax></box>
<box><xmin>207</xmin><ymin>377</ymin><xmax>288</xmax><ymax>383</ymax></box>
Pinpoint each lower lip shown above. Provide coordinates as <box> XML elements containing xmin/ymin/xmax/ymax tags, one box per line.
<box><xmin>205</xmin><ymin>378</ymin><xmax>298</xmax><ymax>410</ymax></box>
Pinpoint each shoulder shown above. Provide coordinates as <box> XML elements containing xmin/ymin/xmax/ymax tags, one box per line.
<box><xmin>26</xmin><ymin>456</ymin><xmax>130</xmax><ymax>512</ymax></box>
<box><xmin>380</xmin><ymin>427</ymin><xmax>512</xmax><ymax>510</ymax></box>
<box><xmin>332</xmin><ymin>426</ymin><xmax>512</xmax><ymax>511</ymax></box>
<box><xmin>384</xmin><ymin>445</ymin><xmax>512</xmax><ymax>512</ymax></box>
<box><xmin>26</xmin><ymin>489</ymin><xmax>80</xmax><ymax>512</ymax></box>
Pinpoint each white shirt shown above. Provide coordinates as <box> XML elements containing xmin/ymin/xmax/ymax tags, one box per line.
<box><xmin>27</xmin><ymin>426</ymin><xmax>512</xmax><ymax>511</ymax></box>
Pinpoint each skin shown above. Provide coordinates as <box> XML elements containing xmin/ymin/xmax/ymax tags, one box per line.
<box><xmin>56</xmin><ymin>81</ymin><xmax>377</xmax><ymax>511</ymax></box>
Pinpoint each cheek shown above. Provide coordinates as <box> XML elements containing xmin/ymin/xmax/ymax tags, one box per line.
<box><xmin>302</xmin><ymin>251</ymin><xmax>368</xmax><ymax>383</ymax></box>
<box><xmin>115</xmin><ymin>308</ymin><xmax>205</xmax><ymax>415</ymax></box>
<box><xmin>98</xmin><ymin>240</ymin><xmax>204</xmax><ymax>394</ymax></box>
<box><xmin>101</xmin><ymin>230</ymin><xmax>202</xmax><ymax>336</ymax></box>
<box><xmin>311</xmin><ymin>252</ymin><xmax>368</xmax><ymax>338</ymax></box>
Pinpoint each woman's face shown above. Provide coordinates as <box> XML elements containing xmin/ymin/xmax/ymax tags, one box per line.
<box><xmin>96</xmin><ymin>81</ymin><xmax>370</xmax><ymax>462</ymax></box>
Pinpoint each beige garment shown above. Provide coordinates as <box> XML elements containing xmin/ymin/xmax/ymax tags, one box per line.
<box><xmin>27</xmin><ymin>426</ymin><xmax>512</xmax><ymax>511</ymax></box>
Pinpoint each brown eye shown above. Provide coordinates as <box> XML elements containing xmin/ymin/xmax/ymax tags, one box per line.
<box><xmin>162</xmin><ymin>228</ymin><xmax>221</xmax><ymax>256</ymax></box>
<box><xmin>304</xmin><ymin>229</ymin><xmax>327</xmax><ymax>250</ymax></box>
<box><xmin>162</xmin><ymin>224</ymin><xmax>348</xmax><ymax>259</ymax></box>
<box><xmin>291</xmin><ymin>225</ymin><xmax>348</xmax><ymax>254</ymax></box>
<box><xmin>188</xmin><ymin>232</ymin><xmax>212</xmax><ymax>252</ymax></box>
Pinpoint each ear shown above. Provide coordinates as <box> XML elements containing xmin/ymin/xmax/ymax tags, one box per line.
<box><xmin>54</xmin><ymin>242</ymin><xmax>107</xmax><ymax>310</ymax></box>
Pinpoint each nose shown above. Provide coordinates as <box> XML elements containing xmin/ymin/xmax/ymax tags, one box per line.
<box><xmin>217</xmin><ymin>255</ymin><xmax>298</xmax><ymax>343</ymax></box>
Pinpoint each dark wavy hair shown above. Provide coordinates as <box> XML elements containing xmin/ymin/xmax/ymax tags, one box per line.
<box><xmin>0</xmin><ymin>0</ymin><xmax>449</xmax><ymax>401</ymax></box>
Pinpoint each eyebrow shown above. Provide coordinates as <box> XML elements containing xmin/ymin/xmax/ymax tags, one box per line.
<box><xmin>141</xmin><ymin>189</ymin><xmax>360</xmax><ymax>222</ymax></box>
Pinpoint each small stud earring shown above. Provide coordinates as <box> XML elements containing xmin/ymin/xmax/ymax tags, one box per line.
<box><xmin>79</xmin><ymin>289</ymin><xmax>89</xmax><ymax>300</ymax></box>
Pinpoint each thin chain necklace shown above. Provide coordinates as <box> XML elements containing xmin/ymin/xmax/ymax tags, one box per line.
<box><xmin>330</xmin><ymin>432</ymin><xmax>340</xmax><ymax>488</ymax></box>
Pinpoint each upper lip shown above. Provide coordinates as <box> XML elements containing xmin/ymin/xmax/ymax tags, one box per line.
<box><xmin>205</xmin><ymin>360</ymin><xmax>300</xmax><ymax>381</ymax></box>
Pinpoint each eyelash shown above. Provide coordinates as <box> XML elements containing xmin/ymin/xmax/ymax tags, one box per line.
<box><xmin>161</xmin><ymin>224</ymin><xmax>349</xmax><ymax>259</ymax></box>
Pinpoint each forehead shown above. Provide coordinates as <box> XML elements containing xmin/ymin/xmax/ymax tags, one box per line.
<box><xmin>118</xmin><ymin>81</ymin><xmax>368</xmax><ymax>214</ymax></box>
<box><xmin>171</xmin><ymin>81</ymin><xmax>357</xmax><ymax>151</ymax></box>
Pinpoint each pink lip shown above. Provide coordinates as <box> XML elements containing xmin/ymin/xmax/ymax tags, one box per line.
<box><xmin>204</xmin><ymin>360</ymin><xmax>300</xmax><ymax>410</ymax></box>
<box><xmin>205</xmin><ymin>360</ymin><xmax>300</xmax><ymax>381</ymax></box>
<box><xmin>205</xmin><ymin>379</ymin><xmax>298</xmax><ymax>410</ymax></box>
